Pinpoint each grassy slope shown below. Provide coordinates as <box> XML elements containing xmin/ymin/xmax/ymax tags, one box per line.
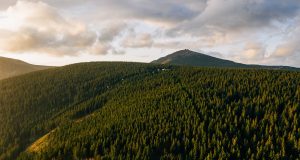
<box><xmin>0</xmin><ymin>62</ymin><xmax>299</xmax><ymax>159</ymax></box>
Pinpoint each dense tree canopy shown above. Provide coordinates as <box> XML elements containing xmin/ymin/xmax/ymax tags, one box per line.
<box><xmin>0</xmin><ymin>62</ymin><xmax>299</xmax><ymax>159</ymax></box>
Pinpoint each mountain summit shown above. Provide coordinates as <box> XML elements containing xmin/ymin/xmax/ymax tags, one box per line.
<box><xmin>152</xmin><ymin>49</ymin><xmax>242</xmax><ymax>67</ymax></box>
<box><xmin>152</xmin><ymin>49</ymin><xmax>299</xmax><ymax>70</ymax></box>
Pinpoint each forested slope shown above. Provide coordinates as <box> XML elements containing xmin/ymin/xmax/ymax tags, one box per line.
<box><xmin>0</xmin><ymin>62</ymin><xmax>299</xmax><ymax>159</ymax></box>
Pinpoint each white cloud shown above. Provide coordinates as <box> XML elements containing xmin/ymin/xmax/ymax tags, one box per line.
<box><xmin>242</xmin><ymin>42</ymin><xmax>265</xmax><ymax>60</ymax></box>
<box><xmin>0</xmin><ymin>0</ymin><xmax>300</xmax><ymax>67</ymax></box>
<box><xmin>122</xmin><ymin>32</ymin><xmax>153</xmax><ymax>48</ymax></box>
<box><xmin>272</xmin><ymin>24</ymin><xmax>300</xmax><ymax>58</ymax></box>
<box><xmin>0</xmin><ymin>1</ymin><xmax>125</xmax><ymax>56</ymax></box>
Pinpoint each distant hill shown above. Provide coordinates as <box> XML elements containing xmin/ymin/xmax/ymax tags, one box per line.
<box><xmin>152</xmin><ymin>49</ymin><xmax>299</xmax><ymax>71</ymax></box>
<box><xmin>0</xmin><ymin>57</ymin><xmax>52</xmax><ymax>80</ymax></box>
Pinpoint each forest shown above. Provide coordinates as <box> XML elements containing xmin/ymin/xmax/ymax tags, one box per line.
<box><xmin>0</xmin><ymin>62</ymin><xmax>299</xmax><ymax>159</ymax></box>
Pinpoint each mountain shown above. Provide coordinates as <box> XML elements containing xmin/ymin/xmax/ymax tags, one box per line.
<box><xmin>0</xmin><ymin>56</ymin><xmax>52</xmax><ymax>80</ymax></box>
<box><xmin>0</xmin><ymin>62</ymin><xmax>299</xmax><ymax>159</ymax></box>
<box><xmin>152</xmin><ymin>49</ymin><xmax>299</xmax><ymax>70</ymax></box>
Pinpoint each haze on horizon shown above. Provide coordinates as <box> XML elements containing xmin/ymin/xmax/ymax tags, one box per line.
<box><xmin>0</xmin><ymin>0</ymin><xmax>299</xmax><ymax>67</ymax></box>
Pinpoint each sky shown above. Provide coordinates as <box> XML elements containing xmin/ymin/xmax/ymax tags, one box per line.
<box><xmin>0</xmin><ymin>0</ymin><xmax>300</xmax><ymax>67</ymax></box>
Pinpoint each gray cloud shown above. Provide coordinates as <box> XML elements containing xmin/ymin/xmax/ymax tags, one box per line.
<box><xmin>0</xmin><ymin>0</ymin><xmax>16</xmax><ymax>10</ymax></box>
<box><xmin>169</xmin><ymin>0</ymin><xmax>300</xmax><ymax>36</ymax></box>
<box><xmin>47</xmin><ymin>0</ymin><xmax>207</xmax><ymax>23</ymax></box>
<box><xmin>0</xmin><ymin>0</ymin><xmax>205</xmax><ymax>27</ymax></box>
<box><xmin>118</xmin><ymin>0</ymin><xmax>202</xmax><ymax>22</ymax></box>
<box><xmin>99</xmin><ymin>23</ymin><xmax>126</xmax><ymax>42</ymax></box>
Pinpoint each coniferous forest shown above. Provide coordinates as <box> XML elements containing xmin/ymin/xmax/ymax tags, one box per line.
<box><xmin>0</xmin><ymin>62</ymin><xmax>299</xmax><ymax>159</ymax></box>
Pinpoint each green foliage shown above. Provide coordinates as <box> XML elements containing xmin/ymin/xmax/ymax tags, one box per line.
<box><xmin>0</xmin><ymin>62</ymin><xmax>299</xmax><ymax>159</ymax></box>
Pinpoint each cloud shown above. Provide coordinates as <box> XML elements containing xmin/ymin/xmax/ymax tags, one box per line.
<box><xmin>161</xmin><ymin>0</ymin><xmax>300</xmax><ymax>57</ymax></box>
<box><xmin>46</xmin><ymin>0</ymin><xmax>207</xmax><ymax>24</ymax></box>
<box><xmin>242</xmin><ymin>42</ymin><xmax>265</xmax><ymax>60</ymax></box>
<box><xmin>156</xmin><ymin>0</ymin><xmax>300</xmax><ymax>67</ymax></box>
<box><xmin>273</xmin><ymin>45</ymin><xmax>296</xmax><ymax>57</ymax></box>
<box><xmin>119</xmin><ymin>0</ymin><xmax>203</xmax><ymax>22</ymax></box>
<box><xmin>0</xmin><ymin>1</ymin><xmax>125</xmax><ymax>56</ymax></box>
<box><xmin>169</xmin><ymin>0</ymin><xmax>300</xmax><ymax>35</ymax></box>
<box><xmin>272</xmin><ymin>25</ymin><xmax>300</xmax><ymax>58</ymax></box>
<box><xmin>98</xmin><ymin>22</ymin><xmax>127</xmax><ymax>42</ymax></box>
<box><xmin>0</xmin><ymin>0</ymin><xmax>300</xmax><ymax>67</ymax></box>
<box><xmin>91</xmin><ymin>22</ymin><xmax>127</xmax><ymax>55</ymax></box>
<box><xmin>266</xmin><ymin>20</ymin><xmax>300</xmax><ymax>66</ymax></box>
<box><xmin>122</xmin><ymin>31</ymin><xmax>153</xmax><ymax>48</ymax></box>
<box><xmin>0</xmin><ymin>0</ymin><xmax>16</xmax><ymax>10</ymax></box>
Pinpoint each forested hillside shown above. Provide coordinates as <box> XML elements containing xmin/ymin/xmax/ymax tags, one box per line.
<box><xmin>0</xmin><ymin>57</ymin><xmax>52</xmax><ymax>80</ymax></box>
<box><xmin>0</xmin><ymin>62</ymin><xmax>299</xmax><ymax>159</ymax></box>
